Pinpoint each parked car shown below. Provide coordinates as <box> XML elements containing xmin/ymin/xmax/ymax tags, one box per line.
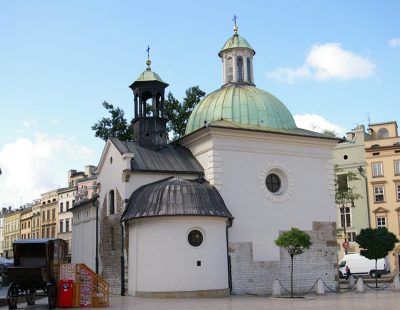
<box><xmin>338</xmin><ymin>253</ymin><xmax>389</xmax><ymax>278</ymax></box>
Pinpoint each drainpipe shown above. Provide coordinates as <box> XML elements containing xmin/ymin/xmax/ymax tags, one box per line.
<box><xmin>226</xmin><ymin>218</ymin><xmax>233</xmax><ymax>294</ymax></box>
<box><xmin>120</xmin><ymin>221</ymin><xmax>125</xmax><ymax>296</ymax></box>
<box><xmin>93</xmin><ymin>195</ymin><xmax>99</xmax><ymax>274</ymax></box>
<box><xmin>358</xmin><ymin>165</ymin><xmax>371</xmax><ymax>227</ymax></box>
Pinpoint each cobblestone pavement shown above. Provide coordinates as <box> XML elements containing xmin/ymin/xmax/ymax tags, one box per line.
<box><xmin>1</xmin><ymin>291</ymin><xmax>400</xmax><ymax>310</ymax></box>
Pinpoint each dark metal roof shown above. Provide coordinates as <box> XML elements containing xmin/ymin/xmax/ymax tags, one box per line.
<box><xmin>110</xmin><ymin>138</ymin><xmax>204</xmax><ymax>174</ymax></box>
<box><xmin>71</xmin><ymin>194</ymin><xmax>98</xmax><ymax>210</ymax></box>
<box><xmin>121</xmin><ymin>177</ymin><xmax>233</xmax><ymax>221</ymax></box>
<box><xmin>13</xmin><ymin>238</ymin><xmax>57</xmax><ymax>244</ymax></box>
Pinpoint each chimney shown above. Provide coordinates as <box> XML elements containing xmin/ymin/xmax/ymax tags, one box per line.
<box><xmin>346</xmin><ymin>132</ymin><xmax>355</xmax><ymax>141</ymax></box>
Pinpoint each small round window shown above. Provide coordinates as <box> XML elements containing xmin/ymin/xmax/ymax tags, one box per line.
<box><xmin>265</xmin><ymin>173</ymin><xmax>281</xmax><ymax>193</ymax></box>
<box><xmin>188</xmin><ymin>230</ymin><xmax>203</xmax><ymax>247</ymax></box>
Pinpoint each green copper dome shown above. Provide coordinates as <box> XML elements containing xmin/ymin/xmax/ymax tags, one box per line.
<box><xmin>135</xmin><ymin>68</ymin><xmax>166</xmax><ymax>84</ymax></box>
<box><xmin>219</xmin><ymin>34</ymin><xmax>255</xmax><ymax>57</ymax></box>
<box><xmin>185</xmin><ymin>84</ymin><xmax>297</xmax><ymax>135</ymax></box>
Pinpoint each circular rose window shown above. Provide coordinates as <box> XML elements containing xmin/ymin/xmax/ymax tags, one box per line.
<box><xmin>265</xmin><ymin>173</ymin><xmax>281</xmax><ymax>193</ymax></box>
<box><xmin>188</xmin><ymin>230</ymin><xmax>203</xmax><ymax>247</ymax></box>
<box><xmin>260</xmin><ymin>162</ymin><xmax>294</xmax><ymax>203</ymax></box>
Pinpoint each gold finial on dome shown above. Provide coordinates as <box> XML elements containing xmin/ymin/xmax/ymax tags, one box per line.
<box><xmin>146</xmin><ymin>45</ymin><xmax>151</xmax><ymax>70</ymax></box>
<box><xmin>233</xmin><ymin>14</ymin><xmax>238</xmax><ymax>35</ymax></box>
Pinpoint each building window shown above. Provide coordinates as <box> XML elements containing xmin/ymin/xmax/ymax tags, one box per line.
<box><xmin>394</xmin><ymin>160</ymin><xmax>400</xmax><ymax>175</ymax></box>
<box><xmin>60</xmin><ymin>202</ymin><xmax>64</xmax><ymax>213</ymax></box>
<box><xmin>378</xmin><ymin>128</ymin><xmax>389</xmax><ymax>138</ymax></box>
<box><xmin>227</xmin><ymin>57</ymin><xmax>233</xmax><ymax>82</ymax></box>
<box><xmin>51</xmin><ymin>227</ymin><xmax>55</xmax><ymax>238</ymax></box>
<box><xmin>347</xmin><ymin>232</ymin><xmax>357</xmax><ymax>242</ymax></box>
<box><xmin>46</xmin><ymin>227</ymin><xmax>50</xmax><ymax>238</ymax></box>
<box><xmin>265</xmin><ymin>173</ymin><xmax>281</xmax><ymax>193</ymax></box>
<box><xmin>188</xmin><ymin>229</ymin><xmax>203</xmax><ymax>247</ymax></box>
<box><xmin>66</xmin><ymin>201</ymin><xmax>70</xmax><ymax>210</ymax></box>
<box><xmin>374</xmin><ymin>185</ymin><xmax>385</xmax><ymax>202</ymax></box>
<box><xmin>395</xmin><ymin>183</ymin><xmax>400</xmax><ymax>201</ymax></box>
<box><xmin>377</xmin><ymin>217</ymin><xmax>387</xmax><ymax>228</ymax></box>
<box><xmin>247</xmin><ymin>57</ymin><xmax>251</xmax><ymax>83</ymax></box>
<box><xmin>372</xmin><ymin>162</ymin><xmax>383</xmax><ymax>177</ymax></box>
<box><xmin>66</xmin><ymin>219</ymin><xmax>70</xmax><ymax>232</ymax></box>
<box><xmin>340</xmin><ymin>207</ymin><xmax>351</xmax><ymax>227</ymax></box>
<box><xmin>109</xmin><ymin>190</ymin><xmax>115</xmax><ymax>215</ymax></box>
<box><xmin>52</xmin><ymin>209</ymin><xmax>55</xmax><ymax>219</ymax></box>
<box><xmin>72</xmin><ymin>199</ymin><xmax>75</xmax><ymax>207</ymax></box>
<box><xmin>237</xmin><ymin>56</ymin><xmax>243</xmax><ymax>82</ymax></box>
<box><xmin>59</xmin><ymin>220</ymin><xmax>63</xmax><ymax>233</ymax></box>
<box><xmin>47</xmin><ymin>210</ymin><xmax>50</xmax><ymax>221</ymax></box>
<box><xmin>42</xmin><ymin>212</ymin><xmax>45</xmax><ymax>221</ymax></box>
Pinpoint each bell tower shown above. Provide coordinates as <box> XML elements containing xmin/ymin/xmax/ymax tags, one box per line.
<box><xmin>129</xmin><ymin>47</ymin><xmax>169</xmax><ymax>149</ymax></box>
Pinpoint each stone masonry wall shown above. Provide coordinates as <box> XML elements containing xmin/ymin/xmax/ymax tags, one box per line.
<box><xmin>99</xmin><ymin>188</ymin><xmax>124</xmax><ymax>295</ymax></box>
<box><xmin>229</xmin><ymin>221</ymin><xmax>338</xmax><ymax>295</ymax></box>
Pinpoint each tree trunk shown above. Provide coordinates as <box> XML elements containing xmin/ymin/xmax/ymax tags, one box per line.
<box><xmin>290</xmin><ymin>255</ymin><xmax>294</xmax><ymax>298</ymax></box>
<box><xmin>375</xmin><ymin>259</ymin><xmax>378</xmax><ymax>288</ymax></box>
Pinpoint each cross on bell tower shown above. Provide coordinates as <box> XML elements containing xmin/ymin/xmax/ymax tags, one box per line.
<box><xmin>129</xmin><ymin>48</ymin><xmax>169</xmax><ymax>149</ymax></box>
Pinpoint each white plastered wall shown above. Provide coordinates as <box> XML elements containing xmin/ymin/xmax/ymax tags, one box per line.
<box><xmin>127</xmin><ymin>216</ymin><xmax>229</xmax><ymax>295</ymax></box>
<box><xmin>182</xmin><ymin>128</ymin><xmax>337</xmax><ymax>261</ymax></box>
<box><xmin>71</xmin><ymin>205</ymin><xmax>96</xmax><ymax>270</ymax></box>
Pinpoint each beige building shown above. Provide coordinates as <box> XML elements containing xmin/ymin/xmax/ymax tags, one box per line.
<box><xmin>58</xmin><ymin>187</ymin><xmax>76</xmax><ymax>258</ymax></box>
<box><xmin>365</xmin><ymin>121</ymin><xmax>400</xmax><ymax>270</ymax></box>
<box><xmin>20</xmin><ymin>207</ymin><xmax>32</xmax><ymax>239</ymax></box>
<box><xmin>31</xmin><ymin>200</ymin><xmax>42</xmax><ymax>239</ymax></box>
<box><xmin>3</xmin><ymin>210</ymin><xmax>21</xmax><ymax>258</ymax></box>
<box><xmin>40</xmin><ymin>190</ymin><xmax>59</xmax><ymax>239</ymax></box>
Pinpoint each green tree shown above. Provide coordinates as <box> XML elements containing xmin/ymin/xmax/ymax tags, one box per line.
<box><xmin>321</xmin><ymin>129</ymin><xmax>337</xmax><ymax>137</ymax></box>
<box><xmin>335</xmin><ymin>168</ymin><xmax>362</xmax><ymax>249</ymax></box>
<box><xmin>275</xmin><ymin>228</ymin><xmax>312</xmax><ymax>297</ymax></box>
<box><xmin>356</xmin><ymin>227</ymin><xmax>398</xmax><ymax>288</ymax></box>
<box><xmin>92</xmin><ymin>101</ymin><xmax>134</xmax><ymax>141</ymax></box>
<box><xmin>164</xmin><ymin>86</ymin><xmax>205</xmax><ymax>140</ymax></box>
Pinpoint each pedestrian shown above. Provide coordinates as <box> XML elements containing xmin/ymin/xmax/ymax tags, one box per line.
<box><xmin>345</xmin><ymin>265</ymin><xmax>351</xmax><ymax>280</ymax></box>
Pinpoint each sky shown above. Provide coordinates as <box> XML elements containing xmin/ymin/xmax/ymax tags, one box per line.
<box><xmin>1</xmin><ymin>0</ymin><xmax>400</xmax><ymax>207</ymax></box>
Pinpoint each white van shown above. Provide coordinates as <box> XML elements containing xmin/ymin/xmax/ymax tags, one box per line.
<box><xmin>338</xmin><ymin>253</ymin><xmax>389</xmax><ymax>278</ymax></box>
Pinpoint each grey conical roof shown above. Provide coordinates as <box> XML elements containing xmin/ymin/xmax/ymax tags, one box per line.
<box><xmin>121</xmin><ymin>177</ymin><xmax>233</xmax><ymax>221</ymax></box>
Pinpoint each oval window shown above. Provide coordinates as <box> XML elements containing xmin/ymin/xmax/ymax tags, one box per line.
<box><xmin>265</xmin><ymin>173</ymin><xmax>281</xmax><ymax>193</ymax></box>
<box><xmin>188</xmin><ymin>230</ymin><xmax>203</xmax><ymax>247</ymax></box>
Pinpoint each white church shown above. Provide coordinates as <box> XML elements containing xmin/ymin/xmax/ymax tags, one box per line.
<box><xmin>72</xmin><ymin>24</ymin><xmax>339</xmax><ymax>297</ymax></box>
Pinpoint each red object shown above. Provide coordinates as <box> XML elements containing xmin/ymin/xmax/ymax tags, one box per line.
<box><xmin>58</xmin><ymin>280</ymin><xmax>74</xmax><ymax>307</ymax></box>
<box><xmin>342</xmin><ymin>241</ymin><xmax>350</xmax><ymax>249</ymax></box>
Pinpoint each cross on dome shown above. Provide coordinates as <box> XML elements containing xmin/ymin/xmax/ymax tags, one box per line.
<box><xmin>232</xmin><ymin>14</ymin><xmax>238</xmax><ymax>34</ymax></box>
<box><xmin>146</xmin><ymin>45</ymin><xmax>151</xmax><ymax>69</ymax></box>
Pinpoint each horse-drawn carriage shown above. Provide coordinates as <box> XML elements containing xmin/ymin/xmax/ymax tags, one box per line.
<box><xmin>6</xmin><ymin>239</ymin><xmax>68</xmax><ymax>309</ymax></box>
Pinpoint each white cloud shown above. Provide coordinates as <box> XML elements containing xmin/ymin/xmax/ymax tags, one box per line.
<box><xmin>267</xmin><ymin>66</ymin><xmax>311</xmax><ymax>84</ymax></box>
<box><xmin>389</xmin><ymin>38</ymin><xmax>400</xmax><ymax>47</ymax></box>
<box><xmin>268</xmin><ymin>43</ymin><xmax>375</xmax><ymax>83</ymax></box>
<box><xmin>294</xmin><ymin>113</ymin><xmax>346</xmax><ymax>137</ymax></box>
<box><xmin>0</xmin><ymin>133</ymin><xmax>93</xmax><ymax>207</ymax></box>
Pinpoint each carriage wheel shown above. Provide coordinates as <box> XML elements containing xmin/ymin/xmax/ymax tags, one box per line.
<box><xmin>7</xmin><ymin>282</ymin><xmax>21</xmax><ymax>309</ymax></box>
<box><xmin>47</xmin><ymin>284</ymin><xmax>57</xmax><ymax>309</ymax></box>
<box><xmin>26</xmin><ymin>288</ymin><xmax>36</xmax><ymax>306</ymax></box>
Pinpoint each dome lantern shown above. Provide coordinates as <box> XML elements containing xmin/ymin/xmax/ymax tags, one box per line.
<box><xmin>129</xmin><ymin>46</ymin><xmax>169</xmax><ymax>149</ymax></box>
<box><xmin>219</xmin><ymin>15</ymin><xmax>255</xmax><ymax>86</ymax></box>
